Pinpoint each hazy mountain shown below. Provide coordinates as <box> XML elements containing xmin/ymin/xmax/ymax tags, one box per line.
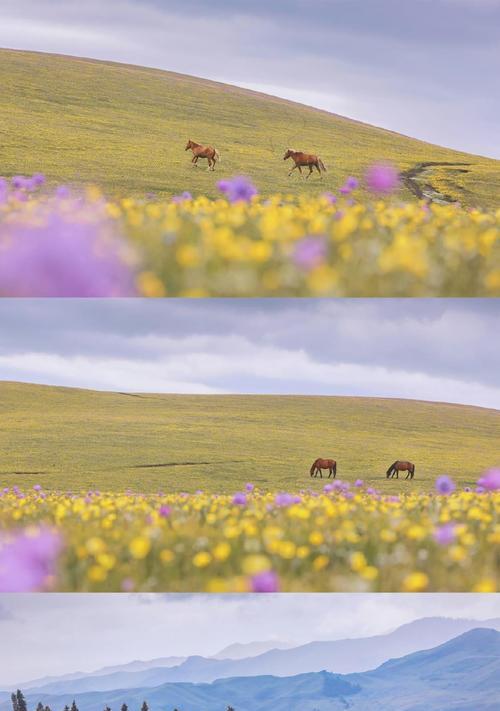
<box><xmin>11</xmin><ymin>616</ymin><xmax>499</xmax><ymax>696</ymax></box>
<box><xmin>3</xmin><ymin>629</ymin><xmax>498</xmax><ymax>711</ymax></box>
<box><xmin>212</xmin><ymin>641</ymin><xmax>293</xmax><ymax>660</ymax></box>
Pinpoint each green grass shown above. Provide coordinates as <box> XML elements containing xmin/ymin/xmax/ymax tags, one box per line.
<box><xmin>1</xmin><ymin>48</ymin><xmax>499</xmax><ymax>207</ymax></box>
<box><xmin>1</xmin><ymin>381</ymin><xmax>498</xmax><ymax>494</ymax></box>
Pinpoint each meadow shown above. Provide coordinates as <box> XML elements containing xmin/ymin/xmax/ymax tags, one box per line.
<box><xmin>1</xmin><ymin>48</ymin><xmax>499</xmax><ymax>208</ymax></box>
<box><xmin>1</xmin><ymin>382</ymin><xmax>499</xmax><ymax>494</ymax></box>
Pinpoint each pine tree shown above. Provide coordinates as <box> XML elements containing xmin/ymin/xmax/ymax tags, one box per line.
<box><xmin>71</xmin><ymin>702</ymin><xmax>79</xmax><ymax>711</ymax></box>
<box><xmin>63</xmin><ymin>705</ymin><xmax>70</xmax><ymax>711</ymax></box>
<box><xmin>16</xmin><ymin>691</ymin><xmax>27</xmax><ymax>711</ymax></box>
<box><xmin>141</xmin><ymin>702</ymin><xmax>149</xmax><ymax>711</ymax></box>
<box><xmin>11</xmin><ymin>693</ymin><xmax>18</xmax><ymax>711</ymax></box>
<box><xmin>121</xmin><ymin>704</ymin><xmax>128</xmax><ymax>711</ymax></box>
<box><xmin>36</xmin><ymin>703</ymin><xmax>44</xmax><ymax>711</ymax></box>
<box><xmin>44</xmin><ymin>705</ymin><xmax>52</xmax><ymax>711</ymax></box>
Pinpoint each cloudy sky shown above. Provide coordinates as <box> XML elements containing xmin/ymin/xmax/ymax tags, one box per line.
<box><xmin>0</xmin><ymin>299</ymin><xmax>499</xmax><ymax>409</ymax></box>
<box><xmin>0</xmin><ymin>593</ymin><xmax>499</xmax><ymax>686</ymax></box>
<box><xmin>1</xmin><ymin>0</ymin><xmax>499</xmax><ymax>157</ymax></box>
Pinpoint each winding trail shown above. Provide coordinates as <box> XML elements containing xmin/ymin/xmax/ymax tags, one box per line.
<box><xmin>401</xmin><ymin>161</ymin><xmax>472</xmax><ymax>204</ymax></box>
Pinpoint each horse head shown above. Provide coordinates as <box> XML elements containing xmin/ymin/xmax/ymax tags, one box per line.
<box><xmin>185</xmin><ymin>140</ymin><xmax>193</xmax><ymax>151</ymax></box>
<box><xmin>283</xmin><ymin>149</ymin><xmax>294</xmax><ymax>160</ymax></box>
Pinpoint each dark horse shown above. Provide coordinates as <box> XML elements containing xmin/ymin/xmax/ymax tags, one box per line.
<box><xmin>386</xmin><ymin>461</ymin><xmax>415</xmax><ymax>480</ymax></box>
<box><xmin>310</xmin><ymin>458</ymin><xmax>337</xmax><ymax>478</ymax></box>
<box><xmin>185</xmin><ymin>140</ymin><xmax>220</xmax><ymax>171</ymax></box>
<box><xmin>284</xmin><ymin>149</ymin><xmax>326</xmax><ymax>178</ymax></box>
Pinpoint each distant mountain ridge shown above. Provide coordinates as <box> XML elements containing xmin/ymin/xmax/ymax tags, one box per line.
<box><xmin>1</xmin><ymin>629</ymin><xmax>498</xmax><ymax>711</ymax></box>
<box><xmin>6</xmin><ymin>617</ymin><xmax>499</xmax><ymax>697</ymax></box>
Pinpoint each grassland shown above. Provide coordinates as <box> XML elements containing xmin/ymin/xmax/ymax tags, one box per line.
<box><xmin>1</xmin><ymin>381</ymin><xmax>498</xmax><ymax>494</ymax></box>
<box><xmin>1</xmin><ymin>48</ymin><xmax>499</xmax><ymax>208</ymax></box>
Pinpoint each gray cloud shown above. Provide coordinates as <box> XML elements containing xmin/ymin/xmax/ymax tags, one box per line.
<box><xmin>0</xmin><ymin>1</ymin><xmax>498</xmax><ymax>156</ymax></box>
<box><xmin>0</xmin><ymin>299</ymin><xmax>499</xmax><ymax>409</ymax></box>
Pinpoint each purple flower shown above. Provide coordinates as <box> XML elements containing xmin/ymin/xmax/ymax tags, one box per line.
<box><xmin>251</xmin><ymin>570</ymin><xmax>280</xmax><ymax>593</ymax></box>
<box><xmin>232</xmin><ymin>492</ymin><xmax>247</xmax><ymax>506</ymax></box>
<box><xmin>477</xmin><ymin>468</ymin><xmax>500</xmax><ymax>491</ymax></box>
<box><xmin>365</xmin><ymin>164</ymin><xmax>400</xmax><ymax>195</ymax></box>
<box><xmin>172</xmin><ymin>191</ymin><xmax>193</xmax><ymax>204</ymax></box>
<box><xmin>0</xmin><ymin>206</ymin><xmax>137</xmax><ymax>296</ymax></box>
<box><xmin>433</xmin><ymin>523</ymin><xmax>456</xmax><ymax>546</ymax></box>
<box><xmin>354</xmin><ymin>479</ymin><xmax>364</xmax><ymax>487</ymax></box>
<box><xmin>159</xmin><ymin>505</ymin><xmax>172</xmax><ymax>518</ymax></box>
<box><xmin>245</xmin><ymin>483</ymin><xmax>254</xmax><ymax>492</ymax></box>
<box><xmin>0</xmin><ymin>527</ymin><xmax>62</xmax><ymax>592</ymax></box>
<box><xmin>339</xmin><ymin>176</ymin><xmax>359</xmax><ymax>194</ymax></box>
<box><xmin>322</xmin><ymin>192</ymin><xmax>337</xmax><ymax>204</ymax></box>
<box><xmin>55</xmin><ymin>185</ymin><xmax>71</xmax><ymax>199</ymax></box>
<box><xmin>293</xmin><ymin>236</ymin><xmax>327</xmax><ymax>270</ymax></box>
<box><xmin>274</xmin><ymin>493</ymin><xmax>294</xmax><ymax>507</ymax></box>
<box><xmin>0</xmin><ymin>178</ymin><xmax>7</xmax><ymax>204</ymax></box>
<box><xmin>435</xmin><ymin>475</ymin><xmax>456</xmax><ymax>495</ymax></box>
<box><xmin>217</xmin><ymin>176</ymin><xmax>258</xmax><ymax>203</ymax></box>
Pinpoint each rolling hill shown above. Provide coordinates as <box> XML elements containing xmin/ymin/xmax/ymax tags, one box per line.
<box><xmin>0</xmin><ymin>381</ymin><xmax>499</xmax><ymax>493</ymax></box>
<box><xmin>1</xmin><ymin>48</ymin><xmax>499</xmax><ymax>207</ymax></box>
<box><xmin>3</xmin><ymin>629</ymin><xmax>499</xmax><ymax>711</ymax></box>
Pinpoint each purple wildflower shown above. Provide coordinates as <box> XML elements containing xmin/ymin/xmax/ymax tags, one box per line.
<box><xmin>339</xmin><ymin>176</ymin><xmax>359</xmax><ymax>194</ymax></box>
<box><xmin>0</xmin><ymin>527</ymin><xmax>62</xmax><ymax>592</ymax></box>
<box><xmin>322</xmin><ymin>192</ymin><xmax>337</xmax><ymax>204</ymax></box>
<box><xmin>0</xmin><ymin>178</ymin><xmax>7</xmax><ymax>204</ymax></box>
<box><xmin>354</xmin><ymin>479</ymin><xmax>364</xmax><ymax>487</ymax></box>
<box><xmin>217</xmin><ymin>176</ymin><xmax>258</xmax><ymax>203</ymax></box>
<box><xmin>433</xmin><ymin>523</ymin><xmax>456</xmax><ymax>546</ymax></box>
<box><xmin>435</xmin><ymin>475</ymin><xmax>456</xmax><ymax>495</ymax></box>
<box><xmin>274</xmin><ymin>493</ymin><xmax>294</xmax><ymax>507</ymax></box>
<box><xmin>0</xmin><ymin>205</ymin><xmax>137</xmax><ymax>296</ymax></box>
<box><xmin>232</xmin><ymin>492</ymin><xmax>247</xmax><ymax>506</ymax></box>
<box><xmin>365</xmin><ymin>163</ymin><xmax>400</xmax><ymax>195</ymax></box>
<box><xmin>293</xmin><ymin>236</ymin><xmax>327</xmax><ymax>270</ymax></box>
<box><xmin>172</xmin><ymin>191</ymin><xmax>193</xmax><ymax>204</ymax></box>
<box><xmin>245</xmin><ymin>483</ymin><xmax>254</xmax><ymax>492</ymax></box>
<box><xmin>159</xmin><ymin>505</ymin><xmax>172</xmax><ymax>518</ymax></box>
<box><xmin>477</xmin><ymin>468</ymin><xmax>500</xmax><ymax>491</ymax></box>
<box><xmin>251</xmin><ymin>570</ymin><xmax>280</xmax><ymax>593</ymax></box>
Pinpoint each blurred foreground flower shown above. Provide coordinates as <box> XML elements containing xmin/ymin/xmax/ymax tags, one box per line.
<box><xmin>217</xmin><ymin>175</ymin><xmax>258</xmax><ymax>203</ymax></box>
<box><xmin>0</xmin><ymin>527</ymin><xmax>62</xmax><ymax>592</ymax></box>
<box><xmin>0</xmin><ymin>199</ymin><xmax>137</xmax><ymax>296</ymax></box>
<box><xmin>365</xmin><ymin>163</ymin><xmax>400</xmax><ymax>194</ymax></box>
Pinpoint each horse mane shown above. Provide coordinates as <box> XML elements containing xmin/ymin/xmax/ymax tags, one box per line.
<box><xmin>386</xmin><ymin>460</ymin><xmax>398</xmax><ymax>474</ymax></box>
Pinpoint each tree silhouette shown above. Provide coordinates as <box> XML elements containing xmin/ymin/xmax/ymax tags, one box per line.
<box><xmin>36</xmin><ymin>703</ymin><xmax>44</xmax><ymax>711</ymax></box>
<box><xmin>121</xmin><ymin>704</ymin><xmax>128</xmax><ymax>711</ymax></box>
<box><xmin>10</xmin><ymin>694</ymin><xmax>18</xmax><ymax>711</ymax></box>
<box><xmin>71</xmin><ymin>701</ymin><xmax>79</xmax><ymax>711</ymax></box>
<box><xmin>141</xmin><ymin>702</ymin><xmax>149</xmax><ymax>711</ymax></box>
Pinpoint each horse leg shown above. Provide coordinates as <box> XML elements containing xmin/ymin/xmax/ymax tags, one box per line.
<box><xmin>192</xmin><ymin>156</ymin><xmax>199</xmax><ymax>168</ymax></box>
<box><xmin>316</xmin><ymin>164</ymin><xmax>322</xmax><ymax>178</ymax></box>
<box><xmin>288</xmin><ymin>165</ymin><xmax>298</xmax><ymax>177</ymax></box>
<box><xmin>306</xmin><ymin>166</ymin><xmax>313</xmax><ymax>179</ymax></box>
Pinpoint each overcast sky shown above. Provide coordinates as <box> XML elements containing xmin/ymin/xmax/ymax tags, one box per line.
<box><xmin>0</xmin><ymin>593</ymin><xmax>499</xmax><ymax>687</ymax></box>
<box><xmin>0</xmin><ymin>299</ymin><xmax>499</xmax><ymax>409</ymax></box>
<box><xmin>1</xmin><ymin>0</ymin><xmax>499</xmax><ymax>157</ymax></box>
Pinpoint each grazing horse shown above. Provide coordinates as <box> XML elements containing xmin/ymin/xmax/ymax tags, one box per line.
<box><xmin>284</xmin><ymin>149</ymin><xmax>327</xmax><ymax>178</ymax></box>
<box><xmin>185</xmin><ymin>140</ymin><xmax>220</xmax><ymax>171</ymax></box>
<box><xmin>310</xmin><ymin>458</ymin><xmax>337</xmax><ymax>478</ymax></box>
<box><xmin>386</xmin><ymin>460</ymin><xmax>415</xmax><ymax>480</ymax></box>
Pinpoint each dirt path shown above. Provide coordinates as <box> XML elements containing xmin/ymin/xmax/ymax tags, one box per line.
<box><xmin>401</xmin><ymin>161</ymin><xmax>472</xmax><ymax>204</ymax></box>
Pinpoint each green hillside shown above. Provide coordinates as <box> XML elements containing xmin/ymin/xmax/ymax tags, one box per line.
<box><xmin>1</xmin><ymin>48</ymin><xmax>499</xmax><ymax>206</ymax></box>
<box><xmin>1</xmin><ymin>381</ymin><xmax>498</xmax><ymax>494</ymax></box>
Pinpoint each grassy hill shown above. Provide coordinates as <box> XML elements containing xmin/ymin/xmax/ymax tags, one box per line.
<box><xmin>1</xmin><ymin>48</ymin><xmax>499</xmax><ymax>207</ymax></box>
<box><xmin>0</xmin><ymin>381</ymin><xmax>498</xmax><ymax>494</ymax></box>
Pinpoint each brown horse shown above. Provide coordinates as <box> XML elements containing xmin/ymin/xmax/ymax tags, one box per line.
<box><xmin>386</xmin><ymin>461</ymin><xmax>415</xmax><ymax>480</ymax></box>
<box><xmin>185</xmin><ymin>140</ymin><xmax>220</xmax><ymax>171</ymax></box>
<box><xmin>284</xmin><ymin>149</ymin><xmax>326</xmax><ymax>178</ymax></box>
<box><xmin>310</xmin><ymin>458</ymin><xmax>337</xmax><ymax>478</ymax></box>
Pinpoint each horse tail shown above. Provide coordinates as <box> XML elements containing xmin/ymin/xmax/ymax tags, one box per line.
<box><xmin>214</xmin><ymin>149</ymin><xmax>221</xmax><ymax>163</ymax></box>
<box><xmin>310</xmin><ymin>460</ymin><xmax>317</xmax><ymax>476</ymax></box>
<box><xmin>318</xmin><ymin>158</ymin><xmax>327</xmax><ymax>172</ymax></box>
<box><xmin>386</xmin><ymin>461</ymin><xmax>397</xmax><ymax>476</ymax></box>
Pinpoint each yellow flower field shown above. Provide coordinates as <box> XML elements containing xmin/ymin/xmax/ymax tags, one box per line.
<box><xmin>0</xmin><ymin>482</ymin><xmax>498</xmax><ymax>593</ymax></box>
<box><xmin>1</xmin><ymin>178</ymin><xmax>499</xmax><ymax>296</ymax></box>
